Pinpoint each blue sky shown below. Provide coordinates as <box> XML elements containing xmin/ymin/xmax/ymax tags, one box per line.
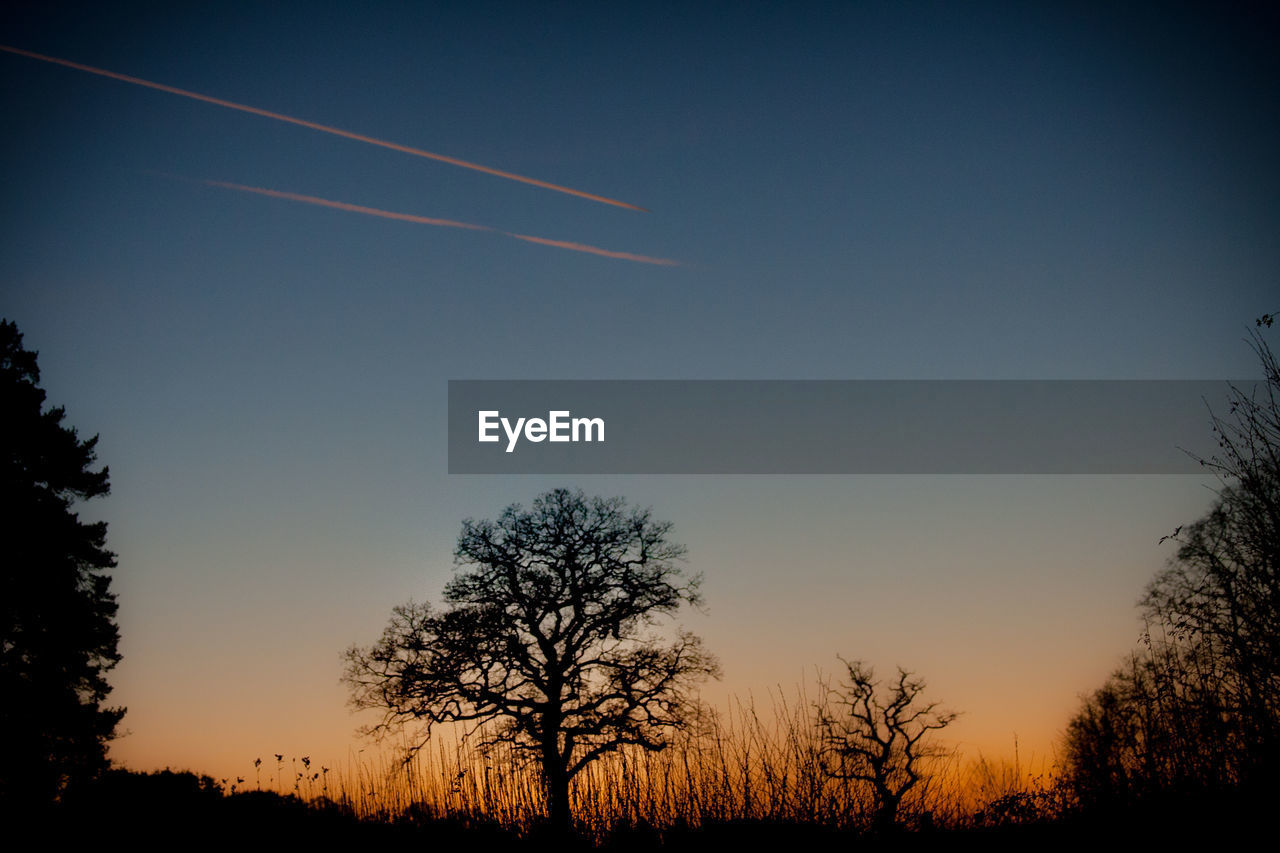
<box><xmin>2</xmin><ymin>1</ymin><xmax>1277</xmax><ymax>780</ymax></box>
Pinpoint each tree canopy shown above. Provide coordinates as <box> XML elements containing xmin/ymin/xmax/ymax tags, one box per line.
<box><xmin>344</xmin><ymin>488</ymin><xmax>720</xmax><ymax>833</ymax></box>
<box><xmin>0</xmin><ymin>319</ymin><xmax>123</xmax><ymax>811</ymax></box>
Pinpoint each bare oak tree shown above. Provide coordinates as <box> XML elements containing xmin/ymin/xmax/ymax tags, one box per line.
<box><xmin>344</xmin><ymin>488</ymin><xmax>720</xmax><ymax>834</ymax></box>
<box><xmin>817</xmin><ymin>659</ymin><xmax>958</xmax><ymax>831</ymax></box>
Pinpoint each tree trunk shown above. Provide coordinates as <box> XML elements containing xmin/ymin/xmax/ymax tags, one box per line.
<box><xmin>543</xmin><ymin>758</ymin><xmax>571</xmax><ymax>836</ymax></box>
<box><xmin>873</xmin><ymin>787</ymin><xmax>901</xmax><ymax>833</ymax></box>
<box><xmin>540</xmin><ymin>692</ymin><xmax>571</xmax><ymax>837</ymax></box>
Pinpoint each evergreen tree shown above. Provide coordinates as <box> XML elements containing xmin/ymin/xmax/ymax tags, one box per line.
<box><xmin>0</xmin><ymin>319</ymin><xmax>124</xmax><ymax>810</ymax></box>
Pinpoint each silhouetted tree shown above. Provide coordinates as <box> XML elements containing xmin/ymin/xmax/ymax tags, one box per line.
<box><xmin>1141</xmin><ymin>491</ymin><xmax>1280</xmax><ymax>768</ymax></box>
<box><xmin>816</xmin><ymin>659</ymin><xmax>957</xmax><ymax>832</ymax></box>
<box><xmin>1153</xmin><ymin>325</ymin><xmax>1279</xmax><ymax>769</ymax></box>
<box><xmin>0</xmin><ymin>319</ymin><xmax>124</xmax><ymax>812</ymax></box>
<box><xmin>1063</xmin><ymin>639</ymin><xmax>1240</xmax><ymax>806</ymax></box>
<box><xmin>344</xmin><ymin>488</ymin><xmax>720</xmax><ymax>835</ymax></box>
<box><xmin>1064</xmin><ymin>322</ymin><xmax>1280</xmax><ymax>803</ymax></box>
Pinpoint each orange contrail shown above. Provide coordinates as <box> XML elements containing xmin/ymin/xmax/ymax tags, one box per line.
<box><xmin>204</xmin><ymin>181</ymin><xmax>492</xmax><ymax>231</ymax></box>
<box><xmin>1</xmin><ymin>44</ymin><xmax>647</xmax><ymax>212</ymax></box>
<box><xmin>202</xmin><ymin>179</ymin><xmax>680</xmax><ymax>266</ymax></box>
<box><xmin>506</xmin><ymin>232</ymin><xmax>681</xmax><ymax>266</ymax></box>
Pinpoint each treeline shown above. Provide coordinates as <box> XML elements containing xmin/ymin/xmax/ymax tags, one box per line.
<box><xmin>1062</xmin><ymin>325</ymin><xmax>1280</xmax><ymax>814</ymax></box>
<box><xmin>8</xmin><ymin>316</ymin><xmax>1280</xmax><ymax>845</ymax></box>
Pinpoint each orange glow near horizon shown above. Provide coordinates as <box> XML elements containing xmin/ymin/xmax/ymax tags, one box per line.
<box><xmin>105</xmin><ymin>692</ymin><xmax>1063</xmax><ymax>821</ymax></box>
<box><xmin>0</xmin><ymin>44</ymin><xmax>648</xmax><ymax>212</ymax></box>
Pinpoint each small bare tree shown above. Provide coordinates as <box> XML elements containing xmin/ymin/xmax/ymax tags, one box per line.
<box><xmin>816</xmin><ymin>659</ymin><xmax>958</xmax><ymax>832</ymax></box>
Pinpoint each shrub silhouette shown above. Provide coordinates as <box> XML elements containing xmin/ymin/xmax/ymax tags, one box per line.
<box><xmin>816</xmin><ymin>659</ymin><xmax>958</xmax><ymax>832</ymax></box>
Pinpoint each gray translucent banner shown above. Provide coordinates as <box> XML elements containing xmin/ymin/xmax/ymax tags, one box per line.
<box><xmin>447</xmin><ymin>380</ymin><xmax>1248</xmax><ymax>474</ymax></box>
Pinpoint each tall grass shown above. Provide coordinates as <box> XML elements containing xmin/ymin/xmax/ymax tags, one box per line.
<box><xmin>252</xmin><ymin>687</ymin><xmax>1066</xmax><ymax>840</ymax></box>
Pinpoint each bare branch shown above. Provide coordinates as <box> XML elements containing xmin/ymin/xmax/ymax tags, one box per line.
<box><xmin>816</xmin><ymin>658</ymin><xmax>958</xmax><ymax>832</ymax></box>
<box><xmin>342</xmin><ymin>488</ymin><xmax>720</xmax><ymax>833</ymax></box>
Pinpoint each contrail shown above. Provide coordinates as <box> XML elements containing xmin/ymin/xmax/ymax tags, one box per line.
<box><xmin>1</xmin><ymin>44</ymin><xmax>646</xmax><ymax>212</ymax></box>
<box><xmin>201</xmin><ymin>179</ymin><xmax>680</xmax><ymax>266</ymax></box>
<box><xmin>506</xmin><ymin>232</ymin><xmax>681</xmax><ymax>266</ymax></box>
<box><xmin>205</xmin><ymin>180</ymin><xmax>492</xmax><ymax>231</ymax></box>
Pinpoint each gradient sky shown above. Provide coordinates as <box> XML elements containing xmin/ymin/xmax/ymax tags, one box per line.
<box><xmin>2</xmin><ymin>1</ymin><xmax>1278</xmax><ymax>785</ymax></box>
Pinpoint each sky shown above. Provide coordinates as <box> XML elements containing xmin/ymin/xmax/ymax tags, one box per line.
<box><xmin>2</xmin><ymin>1</ymin><xmax>1278</xmax><ymax>786</ymax></box>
